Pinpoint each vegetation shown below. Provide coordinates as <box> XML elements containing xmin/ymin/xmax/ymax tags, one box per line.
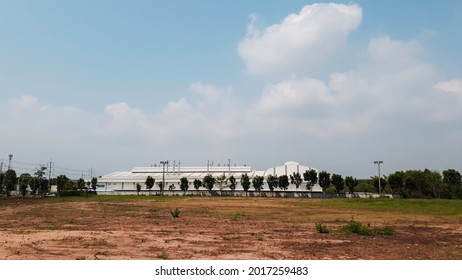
<box><xmin>252</xmin><ymin>175</ymin><xmax>264</xmax><ymax>192</ymax></box>
<box><xmin>170</xmin><ymin>208</ymin><xmax>181</xmax><ymax>218</ymax></box>
<box><xmin>278</xmin><ymin>175</ymin><xmax>289</xmax><ymax>191</ymax></box>
<box><xmin>228</xmin><ymin>175</ymin><xmax>237</xmax><ymax>192</ymax></box>
<box><xmin>315</xmin><ymin>222</ymin><xmax>330</xmax><ymax>233</ymax></box>
<box><xmin>203</xmin><ymin>175</ymin><xmax>216</xmax><ymax>193</ymax></box>
<box><xmin>318</xmin><ymin>171</ymin><xmax>330</xmax><ymax>195</ymax></box>
<box><xmin>193</xmin><ymin>179</ymin><xmax>202</xmax><ymax>190</ymax></box>
<box><xmin>290</xmin><ymin>172</ymin><xmax>303</xmax><ymax>189</ymax></box>
<box><xmin>136</xmin><ymin>183</ymin><xmax>142</xmax><ymax>195</ymax></box>
<box><xmin>241</xmin><ymin>173</ymin><xmax>250</xmax><ymax>195</ymax></box>
<box><xmin>145</xmin><ymin>176</ymin><xmax>155</xmax><ymax>194</ymax></box>
<box><xmin>180</xmin><ymin>177</ymin><xmax>189</xmax><ymax>192</ymax></box>
<box><xmin>331</xmin><ymin>174</ymin><xmax>344</xmax><ymax>196</ymax></box>
<box><xmin>266</xmin><ymin>174</ymin><xmax>278</xmax><ymax>193</ymax></box>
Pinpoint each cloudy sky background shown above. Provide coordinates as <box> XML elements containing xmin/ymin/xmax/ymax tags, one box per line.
<box><xmin>1</xmin><ymin>0</ymin><xmax>461</xmax><ymax>178</ymax></box>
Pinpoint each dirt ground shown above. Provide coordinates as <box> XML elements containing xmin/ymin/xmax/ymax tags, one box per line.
<box><xmin>0</xmin><ymin>197</ymin><xmax>461</xmax><ymax>260</ymax></box>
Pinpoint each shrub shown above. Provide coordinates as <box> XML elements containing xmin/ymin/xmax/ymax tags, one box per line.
<box><xmin>341</xmin><ymin>220</ymin><xmax>373</xmax><ymax>235</ymax></box>
<box><xmin>315</xmin><ymin>222</ymin><xmax>330</xmax><ymax>233</ymax></box>
<box><xmin>340</xmin><ymin>220</ymin><xmax>395</xmax><ymax>236</ymax></box>
<box><xmin>170</xmin><ymin>208</ymin><xmax>181</xmax><ymax>218</ymax></box>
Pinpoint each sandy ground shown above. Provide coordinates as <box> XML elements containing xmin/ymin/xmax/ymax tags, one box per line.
<box><xmin>0</xmin><ymin>197</ymin><xmax>461</xmax><ymax>260</ymax></box>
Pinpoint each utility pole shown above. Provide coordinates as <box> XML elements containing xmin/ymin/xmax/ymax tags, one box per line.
<box><xmin>374</xmin><ymin>160</ymin><xmax>383</xmax><ymax>196</ymax></box>
<box><xmin>160</xmin><ymin>161</ymin><xmax>168</xmax><ymax>195</ymax></box>
<box><xmin>228</xmin><ymin>158</ymin><xmax>231</xmax><ymax>176</ymax></box>
<box><xmin>0</xmin><ymin>161</ymin><xmax>3</xmax><ymax>173</ymax></box>
<box><xmin>48</xmin><ymin>160</ymin><xmax>53</xmax><ymax>194</ymax></box>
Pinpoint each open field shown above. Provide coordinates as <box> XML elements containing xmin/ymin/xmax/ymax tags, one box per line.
<box><xmin>0</xmin><ymin>196</ymin><xmax>461</xmax><ymax>260</ymax></box>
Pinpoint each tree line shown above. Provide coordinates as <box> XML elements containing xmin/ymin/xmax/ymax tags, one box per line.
<box><xmin>0</xmin><ymin>167</ymin><xmax>98</xmax><ymax>197</ymax></box>
<box><xmin>139</xmin><ymin>168</ymin><xmax>462</xmax><ymax>199</ymax></box>
<box><xmin>3</xmin><ymin>167</ymin><xmax>461</xmax><ymax>199</ymax></box>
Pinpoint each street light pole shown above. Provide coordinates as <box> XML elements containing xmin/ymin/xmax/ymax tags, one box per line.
<box><xmin>374</xmin><ymin>160</ymin><xmax>383</xmax><ymax>196</ymax></box>
<box><xmin>160</xmin><ymin>160</ymin><xmax>169</xmax><ymax>195</ymax></box>
<box><xmin>8</xmin><ymin>154</ymin><xmax>13</xmax><ymax>170</ymax></box>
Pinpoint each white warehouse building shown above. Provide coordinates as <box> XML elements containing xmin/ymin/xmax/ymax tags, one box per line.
<box><xmin>97</xmin><ymin>161</ymin><xmax>322</xmax><ymax>194</ymax></box>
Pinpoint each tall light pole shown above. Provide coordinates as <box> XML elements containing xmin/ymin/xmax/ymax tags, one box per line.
<box><xmin>8</xmin><ymin>154</ymin><xmax>13</xmax><ymax>170</ymax></box>
<box><xmin>374</xmin><ymin>160</ymin><xmax>383</xmax><ymax>196</ymax></box>
<box><xmin>160</xmin><ymin>161</ymin><xmax>169</xmax><ymax>195</ymax></box>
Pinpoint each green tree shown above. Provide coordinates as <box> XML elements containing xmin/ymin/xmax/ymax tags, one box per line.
<box><xmin>345</xmin><ymin>176</ymin><xmax>358</xmax><ymax>195</ymax></box>
<box><xmin>278</xmin><ymin>175</ymin><xmax>289</xmax><ymax>191</ymax></box>
<box><xmin>240</xmin><ymin>173</ymin><xmax>251</xmax><ymax>195</ymax></box>
<box><xmin>193</xmin><ymin>179</ymin><xmax>202</xmax><ymax>190</ymax></box>
<box><xmin>303</xmin><ymin>169</ymin><xmax>318</xmax><ymax>196</ymax></box>
<box><xmin>34</xmin><ymin>166</ymin><xmax>47</xmax><ymax>179</ymax></box>
<box><xmin>2</xmin><ymin>169</ymin><xmax>18</xmax><ymax>196</ymax></box>
<box><xmin>372</xmin><ymin>176</ymin><xmax>387</xmax><ymax>195</ymax></box>
<box><xmin>91</xmin><ymin>177</ymin><xmax>98</xmax><ymax>191</ymax></box>
<box><xmin>39</xmin><ymin>178</ymin><xmax>49</xmax><ymax>197</ymax></box>
<box><xmin>442</xmin><ymin>169</ymin><xmax>462</xmax><ymax>199</ymax></box>
<box><xmin>18</xmin><ymin>173</ymin><xmax>31</xmax><ymax>196</ymax></box>
<box><xmin>424</xmin><ymin>170</ymin><xmax>444</xmax><ymax>199</ymax></box>
<box><xmin>215</xmin><ymin>174</ymin><xmax>228</xmax><ymax>191</ymax></box>
<box><xmin>180</xmin><ymin>177</ymin><xmax>189</xmax><ymax>193</ymax></box>
<box><xmin>77</xmin><ymin>178</ymin><xmax>85</xmax><ymax>191</ymax></box>
<box><xmin>266</xmin><ymin>174</ymin><xmax>279</xmax><ymax>194</ymax></box>
<box><xmin>56</xmin><ymin>175</ymin><xmax>69</xmax><ymax>196</ymax></box>
<box><xmin>331</xmin><ymin>174</ymin><xmax>344</xmax><ymax>196</ymax></box>
<box><xmin>290</xmin><ymin>172</ymin><xmax>303</xmax><ymax>189</ymax></box>
<box><xmin>203</xmin><ymin>175</ymin><xmax>216</xmax><ymax>193</ymax></box>
<box><xmin>30</xmin><ymin>176</ymin><xmax>40</xmax><ymax>196</ymax></box>
<box><xmin>252</xmin><ymin>175</ymin><xmax>264</xmax><ymax>193</ymax></box>
<box><xmin>136</xmin><ymin>183</ymin><xmax>142</xmax><ymax>195</ymax></box>
<box><xmin>318</xmin><ymin>171</ymin><xmax>330</xmax><ymax>195</ymax></box>
<box><xmin>228</xmin><ymin>175</ymin><xmax>237</xmax><ymax>192</ymax></box>
<box><xmin>387</xmin><ymin>171</ymin><xmax>404</xmax><ymax>197</ymax></box>
<box><xmin>145</xmin><ymin>176</ymin><xmax>155</xmax><ymax>195</ymax></box>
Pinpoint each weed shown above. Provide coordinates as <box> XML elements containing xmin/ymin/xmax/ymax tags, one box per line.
<box><xmin>232</xmin><ymin>212</ymin><xmax>246</xmax><ymax>220</ymax></box>
<box><xmin>157</xmin><ymin>252</ymin><xmax>169</xmax><ymax>259</ymax></box>
<box><xmin>340</xmin><ymin>220</ymin><xmax>373</xmax><ymax>235</ymax></box>
<box><xmin>340</xmin><ymin>219</ymin><xmax>395</xmax><ymax>236</ymax></box>
<box><xmin>170</xmin><ymin>208</ymin><xmax>181</xmax><ymax>218</ymax></box>
<box><xmin>315</xmin><ymin>222</ymin><xmax>330</xmax><ymax>233</ymax></box>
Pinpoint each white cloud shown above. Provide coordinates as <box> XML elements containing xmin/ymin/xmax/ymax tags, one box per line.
<box><xmin>104</xmin><ymin>102</ymin><xmax>150</xmax><ymax>133</ymax></box>
<box><xmin>256</xmin><ymin>78</ymin><xmax>332</xmax><ymax>114</ymax></box>
<box><xmin>434</xmin><ymin>79</ymin><xmax>462</xmax><ymax>95</ymax></box>
<box><xmin>238</xmin><ymin>3</ymin><xmax>362</xmax><ymax>75</ymax></box>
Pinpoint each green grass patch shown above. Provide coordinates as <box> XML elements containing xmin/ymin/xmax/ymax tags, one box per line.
<box><xmin>293</xmin><ymin>199</ymin><xmax>462</xmax><ymax>216</ymax></box>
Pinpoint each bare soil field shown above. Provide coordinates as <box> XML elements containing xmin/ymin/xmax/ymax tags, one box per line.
<box><xmin>0</xmin><ymin>196</ymin><xmax>461</xmax><ymax>260</ymax></box>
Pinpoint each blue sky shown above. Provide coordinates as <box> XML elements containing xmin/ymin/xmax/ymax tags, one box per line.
<box><xmin>1</xmin><ymin>1</ymin><xmax>462</xmax><ymax>178</ymax></box>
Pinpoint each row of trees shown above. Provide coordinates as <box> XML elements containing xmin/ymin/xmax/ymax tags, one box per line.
<box><xmin>0</xmin><ymin>168</ymin><xmax>98</xmax><ymax>197</ymax></box>
<box><xmin>138</xmin><ymin>168</ymin><xmax>462</xmax><ymax>199</ymax></box>
<box><xmin>138</xmin><ymin>169</ymin><xmax>319</xmax><ymax>195</ymax></box>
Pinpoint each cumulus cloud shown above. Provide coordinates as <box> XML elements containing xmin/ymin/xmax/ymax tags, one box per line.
<box><xmin>104</xmin><ymin>102</ymin><xmax>150</xmax><ymax>133</ymax></box>
<box><xmin>434</xmin><ymin>79</ymin><xmax>462</xmax><ymax>95</ymax></box>
<box><xmin>238</xmin><ymin>3</ymin><xmax>362</xmax><ymax>75</ymax></box>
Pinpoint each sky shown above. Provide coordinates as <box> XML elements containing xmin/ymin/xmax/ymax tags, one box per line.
<box><xmin>1</xmin><ymin>0</ymin><xmax>461</xmax><ymax>179</ymax></box>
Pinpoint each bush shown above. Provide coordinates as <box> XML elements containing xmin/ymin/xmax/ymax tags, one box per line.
<box><xmin>340</xmin><ymin>220</ymin><xmax>395</xmax><ymax>236</ymax></box>
<box><xmin>315</xmin><ymin>222</ymin><xmax>330</xmax><ymax>233</ymax></box>
<box><xmin>341</xmin><ymin>220</ymin><xmax>373</xmax><ymax>235</ymax></box>
<box><xmin>170</xmin><ymin>208</ymin><xmax>181</xmax><ymax>218</ymax></box>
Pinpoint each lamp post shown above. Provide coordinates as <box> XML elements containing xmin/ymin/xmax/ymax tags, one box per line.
<box><xmin>160</xmin><ymin>161</ymin><xmax>169</xmax><ymax>195</ymax></box>
<box><xmin>374</xmin><ymin>160</ymin><xmax>383</xmax><ymax>196</ymax></box>
<box><xmin>8</xmin><ymin>154</ymin><xmax>13</xmax><ymax>170</ymax></box>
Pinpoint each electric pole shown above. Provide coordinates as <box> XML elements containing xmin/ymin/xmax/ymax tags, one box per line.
<box><xmin>374</xmin><ymin>160</ymin><xmax>383</xmax><ymax>196</ymax></box>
